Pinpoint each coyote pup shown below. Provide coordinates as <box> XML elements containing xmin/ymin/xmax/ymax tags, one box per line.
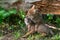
<box><xmin>23</xmin><ymin>5</ymin><xmax>53</xmax><ymax>38</ymax></box>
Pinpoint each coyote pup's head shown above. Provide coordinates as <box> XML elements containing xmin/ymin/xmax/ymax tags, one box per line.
<box><xmin>26</xmin><ymin>5</ymin><xmax>39</xmax><ymax>19</ymax></box>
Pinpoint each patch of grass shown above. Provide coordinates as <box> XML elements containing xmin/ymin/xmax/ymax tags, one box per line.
<box><xmin>0</xmin><ymin>32</ymin><xmax>3</xmax><ymax>37</ymax></box>
<box><xmin>27</xmin><ymin>33</ymin><xmax>46</xmax><ymax>40</ymax></box>
<box><xmin>51</xmin><ymin>33</ymin><xmax>60</xmax><ymax>40</ymax></box>
<box><xmin>13</xmin><ymin>30</ymin><xmax>21</xmax><ymax>40</ymax></box>
<box><xmin>27</xmin><ymin>33</ymin><xmax>60</xmax><ymax>40</ymax></box>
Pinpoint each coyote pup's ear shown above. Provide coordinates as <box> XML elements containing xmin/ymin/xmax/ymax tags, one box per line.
<box><xmin>31</xmin><ymin>5</ymin><xmax>35</xmax><ymax>10</ymax></box>
<box><xmin>27</xmin><ymin>5</ymin><xmax>36</xmax><ymax>15</ymax></box>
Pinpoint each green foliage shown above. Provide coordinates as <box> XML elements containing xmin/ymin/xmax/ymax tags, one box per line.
<box><xmin>55</xmin><ymin>17</ymin><xmax>60</xmax><ymax>24</ymax></box>
<box><xmin>55</xmin><ymin>17</ymin><xmax>60</xmax><ymax>27</ymax></box>
<box><xmin>44</xmin><ymin>14</ymin><xmax>54</xmax><ymax>22</ymax></box>
<box><xmin>0</xmin><ymin>7</ymin><xmax>17</xmax><ymax>23</ymax></box>
<box><xmin>0</xmin><ymin>7</ymin><xmax>25</xmax><ymax>24</ymax></box>
<box><xmin>43</xmin><ymin>14</ymin><xmax>60</xmax><ymax>28</ymax></box>
<box><xmin>19</xmin><ymin>9</ymin><xmax>25</xmax><ymax>20</ymax></box>
<box><xmin>8</xmin><ymin>25</ymin><xmax>14</xmax><ymax>30</ymax></box>
<box><xmin>13</xmin><ymin>31</ymin><xmax>21</xmax><ymax>39</ymax></box>
<box><xmin>47</xmin><ymin>14</ymin><xmax>54</xmax><ymax>20</ymax></box>
<box><xmin>51</xmin><ymin>34</ymin><xmax>60</xmax><ymax>40</ymax></box>
<box><xmin>0</xmin><ymin>7</ymin><xmax>26</xmax><ymax>36</ymax></box>
<box><xmin>0</xmin><ymin>6</ymin><xmax>60</xmax><ymax>40</ymax></box>
<box><xmin>8</xmin><ymin>8</ymin><xmax>17</xmax><ymax>14</ymax></box>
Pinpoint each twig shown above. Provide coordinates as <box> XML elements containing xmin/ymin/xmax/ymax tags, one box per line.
<box><xmin>45</xmin><ymin>24</ymin><xmax>60</xmax><ymax>30</ymax></box>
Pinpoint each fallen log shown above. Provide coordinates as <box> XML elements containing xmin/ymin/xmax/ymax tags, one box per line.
<box><xmin>30</xmin><ymin>1</ymin><xmax>60</xmax><ymax>15</ymax></box>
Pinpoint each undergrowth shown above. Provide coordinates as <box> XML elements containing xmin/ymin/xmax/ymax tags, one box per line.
<box><xmin>0</xmin><ymin>7</ymin><xmax>60</xmax><ymax>40</ymax></box>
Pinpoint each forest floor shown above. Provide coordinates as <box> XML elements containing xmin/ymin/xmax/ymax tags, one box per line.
<box><xmin>0</xmin><ymin>28</ymin><xmax>60</xmax><ymax>40</ymax></box>
<box><xmin>0</xmin><ymin>33</ymin><xmax>60</xmax><ymax>40</ymax></box>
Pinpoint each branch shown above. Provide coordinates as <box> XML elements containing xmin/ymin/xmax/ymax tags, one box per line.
<box><xmin>45</xmin><ymin>24</ymin><xmax>60</xmax><ymax>30</ymax></box>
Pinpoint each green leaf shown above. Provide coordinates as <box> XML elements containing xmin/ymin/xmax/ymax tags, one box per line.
<box><xmin>19</xmin><ymin>10</ymin><xmax>25</xmax><ymax>19</ymax></box>
<box><xmin>0</xmin><ymin>7</ymin><xmax>4</xmax><ymax>11</ymax></box>
<box><xmin>0</xmin><ymin>10</ymin><xmax>5</xmax><ymax>14</ymax></box>
<box><xmin>55</xmin><ymin>17</ymin><xmax>60</xmax><ymax>23</ymax></box>
<box><xmin>47</xmin><ymin>14</ymin><xmax>54</xmax><ymax>20</ymax></box>
<box><xmin>8</xmin><ymin>8</ymin><xmax>17</xmax><ymax>14</ymax></box>
<box><xmin>2</xmin><ymin>12</ymin><xmax>10</xmax><ymax>18</ymax></box>
<box><xmin>0</xmin><ymin>19</ymin><xmax>3</xmax><ymax>24</ymax></box>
